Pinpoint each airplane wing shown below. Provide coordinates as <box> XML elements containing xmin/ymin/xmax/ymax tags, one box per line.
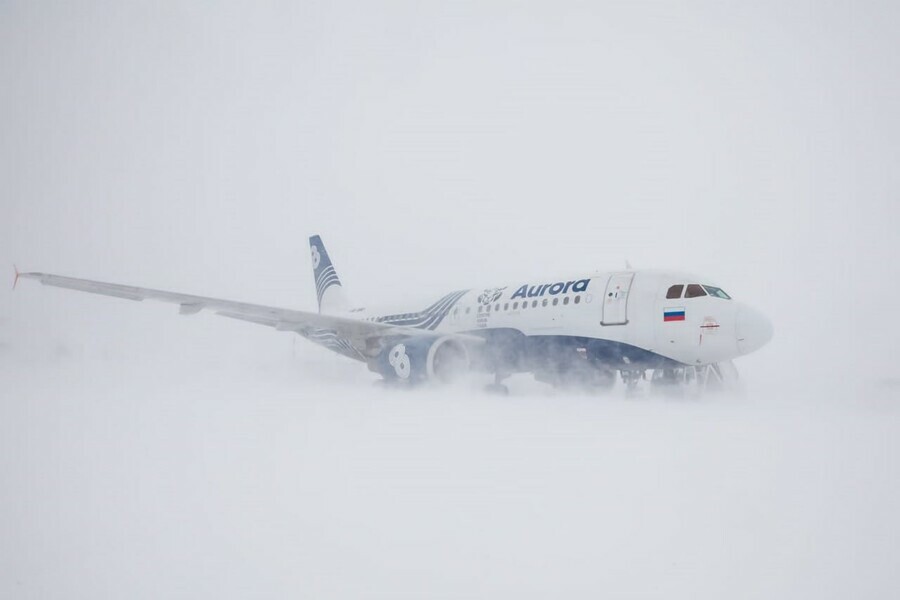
<box><xmin>17</xmin><ymin>272</ymin><xmax>482</xmax><ymax>357</ymax></box>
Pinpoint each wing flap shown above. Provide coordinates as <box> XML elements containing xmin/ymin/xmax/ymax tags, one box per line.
<box><xmin>216</xmin><ymin>311</ymin><xmax>280</xmax><ymax>328</ymax></box>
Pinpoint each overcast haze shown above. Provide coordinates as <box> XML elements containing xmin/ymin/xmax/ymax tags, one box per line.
<box><xmin>2</xmin><ymin>1</ymin><xmax>899</xmax><ymax>598</ymax></box>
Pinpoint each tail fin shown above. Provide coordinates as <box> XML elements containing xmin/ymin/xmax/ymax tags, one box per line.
<box><xmin>309</xmin><ymin>235</ymin><xmax>349</xmax><ymax>313</ymax></box>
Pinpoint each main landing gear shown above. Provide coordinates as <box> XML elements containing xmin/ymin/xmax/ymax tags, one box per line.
<box><xmin>484</xmin><ymin>373</ymin><xmax>510</xmax><ymax>396</ymax></box>
<box><xmin>620</xmin><ymin>370</ymin><xmax>645</xmax><ymax>394</ymax></box>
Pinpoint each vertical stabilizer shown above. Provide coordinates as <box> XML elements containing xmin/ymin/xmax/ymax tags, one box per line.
<box><xmin>309</xmin><ymin>235</ymin><xmax>349</xmax><ymax>313</ymax></box>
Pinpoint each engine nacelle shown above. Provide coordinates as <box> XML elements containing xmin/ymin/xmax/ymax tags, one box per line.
<box><xmin>369</xmin><ymin>336</ymin><xmax>469</xmax><ymax>383</ymax></box>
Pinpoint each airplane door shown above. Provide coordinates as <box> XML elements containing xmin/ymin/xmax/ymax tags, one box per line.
<box><xmin>602</xmin><ymin>273</ymin><xmax>634</xmax><ymax>325</ymax></box>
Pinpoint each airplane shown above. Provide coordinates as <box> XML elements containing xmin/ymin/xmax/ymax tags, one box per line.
<box><xmin>15</xmin><ymin>235</ymin><xmax>773</xmax><ymax>394</ymax></box>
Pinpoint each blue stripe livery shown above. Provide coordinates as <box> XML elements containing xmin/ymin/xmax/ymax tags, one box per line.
<box><xmin>309</xmin><ymin>235</ymin><xmax>342</xmax><ymax>310</ymax></box>
<box><xmin>376</xmin><ymin>290</ymin><xmax>469</xmax><ymax>331</ymax></box>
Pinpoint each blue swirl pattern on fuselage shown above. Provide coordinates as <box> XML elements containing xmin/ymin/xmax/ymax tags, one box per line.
<box><xmin>376</xmin><ymin>290</ymin><xmax>469</xmax><ymax>330</ymax></box>
<box><xmin>303</xmin><ymin>290</ymin><xmax>470</xmax><ymax>362</ymax></box>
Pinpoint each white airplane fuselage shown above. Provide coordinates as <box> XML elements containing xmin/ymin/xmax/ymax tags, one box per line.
<box><xmin>339</xmin><ymin>269</ymin><xmax>772</xmax><ymax>379</ymax></box>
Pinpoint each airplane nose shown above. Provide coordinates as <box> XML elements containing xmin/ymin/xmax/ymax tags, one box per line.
<box><xmin>736</xmin><ymin>304</ymin><xmax>774</xmax><ymax>355</ymax></box>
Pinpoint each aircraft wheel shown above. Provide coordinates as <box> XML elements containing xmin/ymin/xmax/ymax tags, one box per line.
<box><xmin>650</xmin><ymin>368</ymin><xmax>687</xmax><ymax>398</ymax></box>
<box><xmin>592</xmin><ymin>368</ymin><xmax>617</xmax><ymax>391</ymax></box>
<box><xmin>621</xmin><ymin>370</ymin><xmax>644</xmax><ymax>396</ymax></box>
<box><xmin>484</xmin><ymin>383</ymin><xmax>510</xmax><ymax>396</ymax></box>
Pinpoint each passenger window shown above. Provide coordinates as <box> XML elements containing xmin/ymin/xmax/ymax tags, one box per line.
<box><xmin>552</xmin><ymin>298</ymin><xmax>558</xmax><ymax>306</ymax></box>
<box><xmin>574</xmin><ymin>295</ymin><xmax>581</xmax><ymax>304</ymax></box>
<box><xmin>465</xmin><ymin>307</ymin><xmax>471</xmax><ymax>314</ymax></box>
<box><xmin>685</xmin><ymin>284</ymin><xmax>707</xmax><ymax>298</ymax></box>
<box><xmin>666</xmin><ymin>284</ymin><xmax>684</xmax><ymax>299</ymax></box>
<box><xmin>513</xmin><ymin>302</ymin><xmax>518</xmax><ymax>310</ymax></box>
<box><xmin>542</xmin><ymin>299</ymin><xmax>548</xmax><ymax>307</ymax></box>
<box><xmin>563</xmin><ymin>296</ymin><xmax>569</xmax><ymax>305</ymax></box>
<box><xmin>504</xmin><ymin>303</ymin><xmax>509</xmax><ymax>311</ymax></box>
<box><xmin>532</xmin><ymin>300</ymin><xmax>538</xmax><ymax>308</ymax></box>
<box><xmin>495</xmin><ymin>303</ymin><xmax>500</xmax><ymax>312</ymax></box>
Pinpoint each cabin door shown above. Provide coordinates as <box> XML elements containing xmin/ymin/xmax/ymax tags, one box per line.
<box><xmin>602</xmin><ymin>273</ymin><xmax>634</xmax><ymax>325</ymax></box>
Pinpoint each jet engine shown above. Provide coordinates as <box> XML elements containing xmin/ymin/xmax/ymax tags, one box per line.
<box><xmin>370</xmin><ymin>336</ymin><xmax>469</xmax><ymax>383</ymax></box>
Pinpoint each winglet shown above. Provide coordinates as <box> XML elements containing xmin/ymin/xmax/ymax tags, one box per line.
<box><xmin>12</xmin><ymin>265</ymin><xmax>20</xmax><ymax>290</ymax></box>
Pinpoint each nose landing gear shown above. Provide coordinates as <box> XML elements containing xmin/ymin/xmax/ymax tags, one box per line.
<box><xmin>647</xmin><ymin>362</ymin><xmax>740</xmax><ymax>397</ymax></box>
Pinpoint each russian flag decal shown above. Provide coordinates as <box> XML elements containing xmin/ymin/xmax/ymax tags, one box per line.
<box><xmin>664</xmin><ymin>307</ymin><xmax>685</xmax><ymax>322</ymax></box>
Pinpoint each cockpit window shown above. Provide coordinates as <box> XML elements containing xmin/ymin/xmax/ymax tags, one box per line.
<box><xmin>685</xmin><ymin>284</ymin><xmax>707</xmax><ymax>298</ymax></box>
<box><xmin>702</xmin><ymin>285</ymin><xmax>731</xmax><ymax>299</ymax></box>
<box><xmin>666</xmin><ymin>284</ymin><xmax>684</xmax><ymax>299</ymax></box>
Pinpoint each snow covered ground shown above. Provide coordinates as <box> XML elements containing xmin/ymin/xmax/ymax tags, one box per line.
<box><xmin>3</xmin><ymin>0</ymin><xmax>900</xmax><ymax>597</ymax></box>
<box><xmin>2</xmin><ymin>347</ymin><xmax>898</xmax><ymax>599</ymax></box>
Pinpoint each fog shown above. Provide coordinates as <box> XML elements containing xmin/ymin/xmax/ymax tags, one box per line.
<box><xmin>2</xmin><ymin>1</ymin><xmax>899</xmax><ymax>597</ymax></box>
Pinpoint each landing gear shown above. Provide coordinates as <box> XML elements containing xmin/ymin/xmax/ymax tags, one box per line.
<box><xmin>536</xmin><ymin>362</ymin><xmax>616</xmax><ymax>393</ymax></box>
<box><xmin>692</xmin><ymin>361</ymin><xmax>741</xmax><ymax>395</ymax></box>
<box><xmin>649</xmin><ymin>367</ymin><xmax>694</xmax><ymax>397</ymax></box>
<box><xmin>484</xmin><ymin>382</ymin><xmax>510</xmax><ymax>396</ymax></box>
<box><xmin>484</xmin><ymin>373</ymin><xmax>510</xmax><ymax>396</ymax></box>
<box><xmin>620</xmin><ymin>370</ymin><xmax>645</xmax><ymax>395</ymax></box>
<box><xmin>647</xmin><ymin>362</ymin><xmax>740</xmax><ymax>397</ymax></box>
<box><xmin>588</xmin><ymin>367</ymin><xmax>617</xmax><ymax>391</ymax></box>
